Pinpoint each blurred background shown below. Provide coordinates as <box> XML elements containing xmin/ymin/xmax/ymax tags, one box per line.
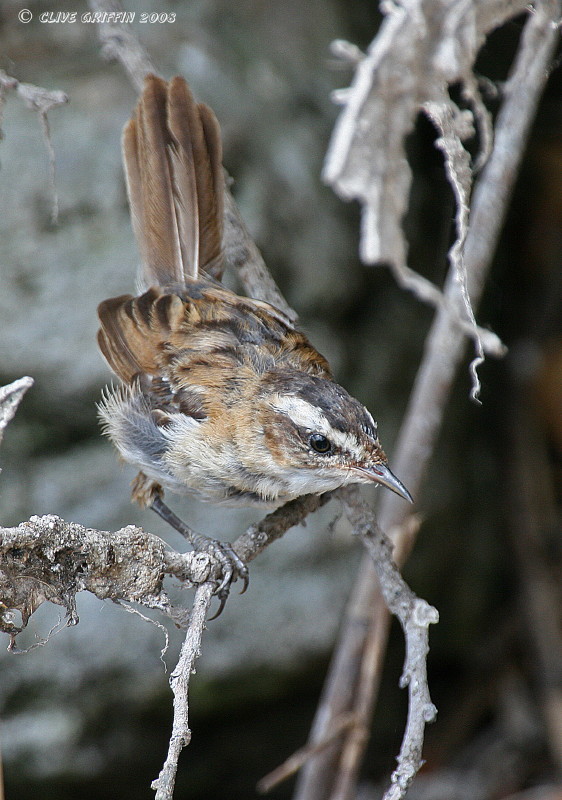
<box><xmin>0</xmin><ymin>1</ymin><xmax>561</xmax><ymax>798</ymax></box>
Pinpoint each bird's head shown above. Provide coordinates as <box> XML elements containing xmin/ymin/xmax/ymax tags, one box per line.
<box><xmin>248</xmin><ymin>372</ymin><xmax>412</xmax><ymax>503</ymax></box>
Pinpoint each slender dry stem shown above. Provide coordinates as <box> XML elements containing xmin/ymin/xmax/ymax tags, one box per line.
<box><xmin>0</xmin><ymin>72</ymin><xmax>67</xmax><ymax>222</ymax></box>
<box><xmin>151</xmin><ymin>583</ymin><xmax>214</xmax><ymax>800</ymax></box>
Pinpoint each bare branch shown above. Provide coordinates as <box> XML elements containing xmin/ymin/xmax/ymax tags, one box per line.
<box><xmin>296</xmin><ymin>3</ymin><xmax>562</xmax><ymax>798</ymax></box>
<box><xmin>258</xmin><ymin>712</ymin><xmax>359</xmax><ymax>793</ymax></box>
<box><xmin>232</xmin><ymin>492</ymin><xmax>332</xmax><ymax>564</ymax></box>
<box><xmin>384</xmin><ymin>261</ymin><xmax>506</xmax><ymax>359</ymax></box>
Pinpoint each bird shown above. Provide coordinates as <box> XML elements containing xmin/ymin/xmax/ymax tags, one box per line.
<box><xmin>97</xmin><ymin>74</ymin><xmax>412</xmax><ymax>613</ymax></box>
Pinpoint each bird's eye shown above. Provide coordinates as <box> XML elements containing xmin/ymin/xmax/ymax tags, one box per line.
<box><xmin>309</xmin><ymin>433</ymin><xmax>332</xmax><ymax>454</ymax></box>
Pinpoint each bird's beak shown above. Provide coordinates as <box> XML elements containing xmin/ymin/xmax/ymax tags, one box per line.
<box><xmin>354</xmin><ymin>463</ymin><xmax>413</xmax><ymax>503</ymax></box>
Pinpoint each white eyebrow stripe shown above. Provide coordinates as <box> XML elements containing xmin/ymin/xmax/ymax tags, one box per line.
<box><xmin>270</xmin><ymin>394</ymin><xmax>360</xmax><ymax>453</ymax></box>
<box><xmin>270</xmin><ymin>395</ymin><xmax>328</xmax><ymax>431</ymax></box>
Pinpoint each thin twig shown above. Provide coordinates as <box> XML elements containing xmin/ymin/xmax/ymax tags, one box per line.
<box><xmin>38</xmin><ymin>110</ymin><xmax>58</xmax><ymax>223</ymax></box>
<box><xmin>88</xmin><ymin>0</ymin><xmax>155</xmax><ymax>90</ymax></box>
<box><xmin>257</xmin><ymin>712</ymin><xmax>359</xmax><ymax>793</ymax></box>
<box><xmin>232</xmin><ymin>492</ymin><xmax>332</xmax><ymax>564</ymax></box>
<box><xmin>222</xmin><ymin>189</ymin><xmax>297</xmax><ymax>320</ymax></box>
<box><xmin>288</xmin><ymin>511</ymin><xmax>421</xmax><ymax>800</ymax></box>
<box><xmin>151</xmin><ymin>582</ymin><xmax>214</xmax><ymax>800</ymax></box>
<box><xmin>0</xmin><ymin>72</ymin><xmax>68</xmax><ymax>223</ymax></box>
<box><xmin>386</xmin><ymin>261</ymin><xmax>505</xmax><ymax>359</ymax></box>
<box><xmin>339</xmin><ymin>488</ymin><xmax>438</xmax><ymax>800</ymax></box>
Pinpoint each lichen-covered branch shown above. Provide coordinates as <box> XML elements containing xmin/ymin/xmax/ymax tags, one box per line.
<box><xmin>0</xmin><ymin>513</ymin><xmax>217</xmax><ymax>644</ymax></box>
<box><xmin>323</xmin><ymin>0</ymin><xmax>528</xmax><ymax>264</ymax></box>
<box><xmin>0</xmin><ymin>72</ymin><xmax>68</xmax><ymax>122</ymax></box>
<box><xmin>0</xmin><ymin>490</ymin><xmax>336</xmax><ymax>643</ymax></box>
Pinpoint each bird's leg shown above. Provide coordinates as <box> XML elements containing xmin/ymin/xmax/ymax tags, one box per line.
<box><xmin>150</xmin><ymin>494</ymin><xmax>249</xmax><ymax>619</ymax></box>
<box><xmin>130</xmin><ymin>471</ymin><xmax>249</xmax><ymax>616</ymax></box>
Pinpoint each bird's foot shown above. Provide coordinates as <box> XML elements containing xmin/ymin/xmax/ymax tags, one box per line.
<box><xmin>191</xmin><ymin>533</ymin><xmax>249</xmax><ymax>619</ymax></box>
<box><xmin>150</xmin><ymin>495</ymin><xmax>248</xmax><ymax>619</ymax></box>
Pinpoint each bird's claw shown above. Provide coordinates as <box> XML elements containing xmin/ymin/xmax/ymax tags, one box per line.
<box><xmin>198</xmin><ymin>537</ymin><xmax>249</xmax><ymax>619</ymax></box>
<box><xmin>148</xmin><ymin>497</ymin><xmax>248</xmax><ymax>619</ymax></box>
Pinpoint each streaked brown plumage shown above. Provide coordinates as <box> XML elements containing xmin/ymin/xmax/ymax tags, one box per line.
<box><xmin>97</xmin><ymin>75</ymin><xmax>411</xmax><ymax>604</ymax></box>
